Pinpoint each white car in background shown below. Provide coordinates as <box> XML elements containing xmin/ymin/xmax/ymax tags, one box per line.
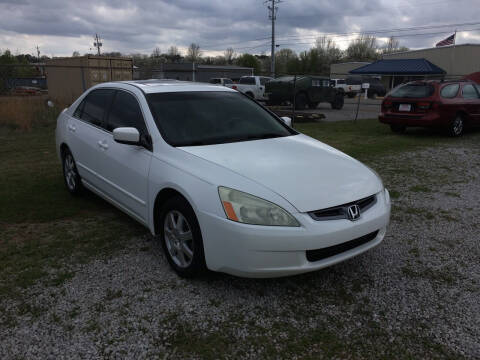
<box><xmin>226</xmin><ymin>75</ymin><xmax>273</xmax><ymax>100</ymax></box>
<box><xmin>55</xmin><ymin>79</ymin><xmax>390</xmax><ymax>278</ymax></box>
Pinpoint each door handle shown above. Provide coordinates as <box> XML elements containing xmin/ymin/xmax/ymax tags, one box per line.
<box><xmin>97</xmin><ymin>140</ymin><xmax>109</xmax><ymax>150</ymax></box>
<box><xmin>68</xmin><ymin>124</ymin><xmax>76</xmax><ymax>132</ymax></box>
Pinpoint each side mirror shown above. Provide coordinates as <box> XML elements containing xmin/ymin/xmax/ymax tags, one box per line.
<box><xmin>113</xmin><ymin>127</ymin><xmax>140</xmax><ymax>145</ymax></box>
<box><xmin>281</xmin><ymin>116</ymin><xmax>292</xmax><ymax>126</ymax></box>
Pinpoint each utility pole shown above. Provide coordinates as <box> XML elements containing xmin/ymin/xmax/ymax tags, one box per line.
<box><xmin>36</xmin><ymin>46</ymin><xmax>40</xmax><ymax>62</ymax></box>
<box><xmin>265</xmin><ymin>0</ymin><xmax>281</xmax><ymax>78</ymax></box>
<box><xmin>93</xmin><ymin>33</ymin><xmax>102</xmax><ymax>56</ymax></box>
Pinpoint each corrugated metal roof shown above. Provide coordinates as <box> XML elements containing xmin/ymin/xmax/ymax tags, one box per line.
<box><xmin>350</xmin><ymin>58</ymin><xmax>446</xmax><ymax>75</ymax></box>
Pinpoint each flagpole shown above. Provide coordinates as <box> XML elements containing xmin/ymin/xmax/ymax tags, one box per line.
<box><xmin>451</xmin><ymin>29</ymin><xmax>457</xmax><ymax>80</ymax></box>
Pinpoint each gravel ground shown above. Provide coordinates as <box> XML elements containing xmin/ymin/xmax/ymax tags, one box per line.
<box><xmin>1</xmin><ymin>141</ymin><xmax>479</xmax><ymax>359</ymax></box>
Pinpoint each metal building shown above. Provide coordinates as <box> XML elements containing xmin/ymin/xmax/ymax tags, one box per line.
<box><xmin>46</xmin><ymin>56</ymin><xmax>133</xmax><ymax>104</ymax></box>
<box><xmin>135</xmin><ymin>63</ymin><xmax>253</xmax><ymax>82</ymax></box>
<box><xmin>330</xmin><ymin>62</ymin><xmax>371</xmax><ymax>79</ymax></box>
<box><xmin>383</xmin><ymin>43</ymin><xmax>480</xmax><ymax>78</ymax></box>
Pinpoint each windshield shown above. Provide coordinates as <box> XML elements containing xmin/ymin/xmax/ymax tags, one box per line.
<box><xmin>390</xmin><ymin>83</ymin><xmax>435</xmax><ymax>98</ymax></box>
<box><xmin>146</xmin><ymin>91</ymin><xmax>296</xmax><ymax>147</ymax></box>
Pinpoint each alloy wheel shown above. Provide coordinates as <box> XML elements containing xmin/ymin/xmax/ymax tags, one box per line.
<box><xmin>163</xmin><ymin>210</ymin><xmax>194</xmax><ymax>268</ymax></box>
<box><xmin>452</xmin><ymin>117</ymin><xmax>463</xmax><ymax>136</ymax></box>
<box><xmin>64</xmin><ymin>154</ymin><xmax>77</xmax><ymax>191</ymax></box>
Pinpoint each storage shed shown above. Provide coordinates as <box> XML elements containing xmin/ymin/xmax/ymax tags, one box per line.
<box><xmin>46</xmin><ymin>56</ymin><xmax>132</xmax><ymax>104</ymax></box>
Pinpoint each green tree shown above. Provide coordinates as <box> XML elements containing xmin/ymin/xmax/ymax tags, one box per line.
<box><xmin>345</xmin><ymin>35</ymin><xmax>379</xmax><ymax>61</ymax></box>
<box><xmin>235</xmin><ymin>53</ymin><xmax>261</xmax><ymax>74</ymax></box>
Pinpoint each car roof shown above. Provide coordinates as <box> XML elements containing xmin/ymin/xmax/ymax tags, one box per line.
<box><xmin>96</xmin><ymin>79</ymin><xmax>236</xmax><ymax>94</ymax></box>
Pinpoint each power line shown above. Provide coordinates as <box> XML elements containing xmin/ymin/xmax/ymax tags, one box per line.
<box><xmin>202</xmin><ymin>20</ymin><xmax>480</xmax><ymax>53</ymax></box>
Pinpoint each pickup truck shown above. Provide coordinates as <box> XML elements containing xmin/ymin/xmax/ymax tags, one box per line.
<box><xmin>331</xmin><ymin>78</ymin><xmax>361</xmax><ymax>98</ymax></box>
<box><xmin>226</xmin><ymin>76</ymin><xmax>273</xmax><ymax>101</ymax></box>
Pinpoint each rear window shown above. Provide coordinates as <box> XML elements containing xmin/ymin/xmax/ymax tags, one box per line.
<box><xmin>440</xmin><ymin>84</ymin><xmax>459</xmax><ymax>99</ymax></box>
<box><xmin>223</xmin><ymin>79</ymin><xmax>233</xmax><ymax>84</ymax></box>
<box><xmin>390</xmin><ymin>84</ymin><xmax>435</xmax><ymax>98</ymax></box>
<box><xmin>239</xmin><ymin>77</ymin><xmax>255</xmax><ymax>85</ymax></box>
<box><xmin>337</xmin><ymin>79</ymin><xmax>346</xmax><ymax>85</ymax></box>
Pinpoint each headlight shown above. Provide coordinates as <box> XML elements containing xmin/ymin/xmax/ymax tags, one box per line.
<box><xmin>218</xmin><ymin>187</ymin><xmax>300</xmax><ymax>227</ymax></box>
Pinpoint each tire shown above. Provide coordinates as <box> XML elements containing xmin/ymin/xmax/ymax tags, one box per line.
<box><xmin>448</xmin><ymin>115</ymin><xmax>464</xmax><ymax>137</ymax></box>
<box><xmin>368</xmin><ymin>91</ymin><xmax>377</xmax><ymax>99</ymax></box>
<box><xmin>159</xmin><ymin>195</ymin><xmax>206</xmax><ymax>277</ymax></box>
<box><xmin>62</xmin><ymin>148</ymin><xmax>83</xmax><ymax>195</ymax></box>
<box><xmin>390</xmin><ymin>124</ymin><xmax>406</xmax><ymax>134</ymax></box>
<box><xmin>347</xmin><ymin>93</ymin><xmax>356</xmax><ymax>98</ymax></box>
<box><xmin>295</xmin><ymin>93</ymin><xmax>308</xmax><ymax>110</ymax></box>
<box><xmin>308</xmin><ymin>101</ymin><xmax>319</xmax><ymax>109</ymax></box>
<box><xmin>245</xmin><ymin>92</ymin><xmax>254</xmax><ymax>99</ymax></box>
<box><xmin>330</xmin><ymin>95</ymin><xmax>344</xmax><ymax>110</ymax></box>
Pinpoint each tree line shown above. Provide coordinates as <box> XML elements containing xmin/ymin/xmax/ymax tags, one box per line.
<box><xmin>0</xmin><ymin>35</ymin><xmax>408</xmax><ymax>81</ymax></box>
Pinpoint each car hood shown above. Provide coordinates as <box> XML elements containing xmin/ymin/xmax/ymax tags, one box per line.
<box><xmin>179</xmin><ymin>134</ymin><xmax>383</xmax><ymax>212</ymax></box>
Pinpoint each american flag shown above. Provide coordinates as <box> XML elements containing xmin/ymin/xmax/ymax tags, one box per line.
<box><xmin>436</xmin><ymin>33</ymin><xmax>456</xmax><ymax>47</ymax></box>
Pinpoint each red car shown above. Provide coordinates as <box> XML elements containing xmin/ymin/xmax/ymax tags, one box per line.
<box><xmin>379</xmin><ymin>80</ymin><xmax>480</xmax><ymax>136</ymax></box>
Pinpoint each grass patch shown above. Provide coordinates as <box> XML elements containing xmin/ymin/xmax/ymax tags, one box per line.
<box><xmin>295</xmin><ymin>119</ymin><xmax>478</xmax><ymax>160</ymax></box>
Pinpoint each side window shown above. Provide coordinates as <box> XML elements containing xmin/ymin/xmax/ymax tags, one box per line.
<box><xmin>107</xmin><ymin>91</ymin><xmax>148</xmax><ymax>134</ymax></box>
<box><xmin>79</xmin><ymin>89</ymin><xmax>114</xmax><ymax>127</ymax></box>
<box><xmin>73</xmin><ymin>99</ymin><xmax>85</xmax><ymax>118</ymax></box>
<box><xmin>440</xmin><ymin>84</ymin><xmax>460</xmax><ymax>99</ymax></box>
<box><xmin>462</xmin><ymin>84</ymin><xmax>479</xmax><ymax>99</ymax></box>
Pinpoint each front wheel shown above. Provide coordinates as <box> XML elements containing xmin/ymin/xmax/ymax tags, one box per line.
<box><xmin>62</xmin><ymin>148</ymin><xmax>83</xmax><ymax>195</ymax></box>
<box><xmin>159</xmin><ymin>196</ymin><xmax>206</xmax><ymax>277</ymax></box>
<box><xmin>331</xmin><ymin>95</ymin><xmax>344</xmax><ymax>110</ymax></box>
<box><xmin>295</xmin><ymin>93</ymin><xmax>308</xmax><ymax>110</ymax></box>
<box><xmin>448</xmin><ymin>115</ymin><xmax>464</xmax><ymax>137</ymax></box>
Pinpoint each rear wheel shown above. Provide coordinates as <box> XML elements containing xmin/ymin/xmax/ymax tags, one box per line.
<box><xmin>62</xmin><ymin>148</ymin><xmax>82</xmax><ymax>195</ymax></box>
<box><xmin>331</xmin><ymin>95</ymin><xmax>344</xmax><ymax>110</ymax></box>
<box><xmin>245</xmin><ymin>92</ymin><xmax>254</xmax><ymax>99</ymax></box>
<box><xmin>390</xmin><ymin>124</ymin><xmax>406</xmax><ymax>134</ymax></box>
<box><xmin>159</xmin><ymin>196</ymin><xmax>206</xmax><ymax>277</ymax></box>
<box><xmin>448</xmin><ymin>115</ymin><xmax>464</xmax><ymax>137</ymax></box>
<box><xmin>295</xmin><ymin>93</ymin><xmax>308</xmax><ymax>110</ymax></box>
<box><xmin>308</xmin><ymin>101</ymin><xmax>319</xmax><ymax>109</ymax></box>
<box><xmin>368</xmin><ymin>90</ymin><xmax>377</xmax><ymax>99</ymax></box>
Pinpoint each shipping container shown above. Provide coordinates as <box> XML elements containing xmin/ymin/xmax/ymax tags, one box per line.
<box><xmin>46</xmin><ymin>56</ymin><xmax>132</xmax><ymax>104</ymax></box>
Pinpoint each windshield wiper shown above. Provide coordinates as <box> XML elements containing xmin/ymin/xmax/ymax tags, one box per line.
<box><xmin>244</xmin><ymin>133</ymin><xmax>285</xmax><ymax>141</ymax></box>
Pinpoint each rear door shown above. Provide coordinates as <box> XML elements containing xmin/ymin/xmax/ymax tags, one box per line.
<box><xmin>461</xmin><ymin>83</ymin><xmax>480</xmax><ymax>123</ymax></box>
<box><xmin>67</xmin><ymin>89</ymin><xmax>114</xmax><ymax>189</ymax></box>
<box><xmin>95</xmin><ymin>89</ymin><xmax>152</xmax><ymax>223</ymax></box>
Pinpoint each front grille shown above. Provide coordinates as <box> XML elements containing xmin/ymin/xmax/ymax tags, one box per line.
<box><xmin>308</xmin><ymin>195</ymin><xmax>376</xmax><ymax>221</ymax></box>
<box><xmin>306</xmin><ymin>230</ymin><xmax>379</xmax><ymax>262</ymax></box>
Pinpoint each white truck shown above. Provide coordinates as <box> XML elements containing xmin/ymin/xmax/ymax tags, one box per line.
<box><xmin>331</xmin><ymin>78</ymin><xmax>361</xmax><ymax>98</ymax></box>
<box><xmin>227</xmin><ymin>76</ymin><xmax>274</xmax><ymax>101</ymax></box>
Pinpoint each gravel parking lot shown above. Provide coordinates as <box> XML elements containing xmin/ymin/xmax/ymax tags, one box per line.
<box><xmin>1</xmin><ymin>132</ymin><xmax>479</xmax><ymax>359</ymax></box>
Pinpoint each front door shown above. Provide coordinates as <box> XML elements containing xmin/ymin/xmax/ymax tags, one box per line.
<box><xmin>95</xmin><ymin>89</ymin><xmax>152</xmax><ymax>223</ymax></box>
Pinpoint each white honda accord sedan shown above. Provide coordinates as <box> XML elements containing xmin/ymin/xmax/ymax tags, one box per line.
<box><xmin>55</xmin><ymin>79</ymin><xmax>390</xmax><ymax>278</ymax></box>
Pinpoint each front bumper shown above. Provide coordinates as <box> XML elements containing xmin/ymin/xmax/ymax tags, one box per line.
<box><xmin>198</xmin><ymin>190</ymin><xmax>391</xmax><ymax>278</ymax></box>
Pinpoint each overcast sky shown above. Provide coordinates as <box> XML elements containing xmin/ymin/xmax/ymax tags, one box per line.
<box><xmin>0</xmin><ymin>0</ymin><xmax>479</xmax><ymax>57</ymax></box>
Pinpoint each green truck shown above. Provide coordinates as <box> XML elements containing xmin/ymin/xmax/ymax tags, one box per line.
<box><xmin>265</xmin><ymin>76</ymin><xmax>344</xmax><ymax>110</ymax></box>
